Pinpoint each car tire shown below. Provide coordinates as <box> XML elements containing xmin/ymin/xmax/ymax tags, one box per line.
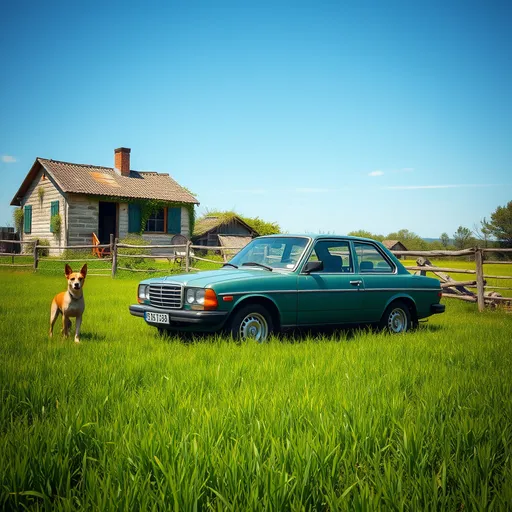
<box><xmin>380</xmin><ymin>301</ymin><xmax>412</xmax><ymax>334</ymax></box>
<box><xmin>229</xmin><ymin>304</ymin><xmax>274</xmax><ymax>343</ymax></box>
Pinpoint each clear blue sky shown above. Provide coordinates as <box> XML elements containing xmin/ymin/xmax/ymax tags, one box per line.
<box><xmin>1</xmin><ymin>0</ymin><xmax>510</xmax><ymax>238</ymax></box>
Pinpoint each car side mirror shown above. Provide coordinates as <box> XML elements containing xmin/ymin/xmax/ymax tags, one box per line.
<box><xmin>303</xmin><ymin>261</ymin><xmax>323</xmax><ymax>274</ymax></box>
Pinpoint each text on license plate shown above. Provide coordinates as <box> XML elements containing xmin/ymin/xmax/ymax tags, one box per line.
<box><xmin>145</xmin><ymin>312</ymin><xmax>169</xmax><ymax>324</ymax></box>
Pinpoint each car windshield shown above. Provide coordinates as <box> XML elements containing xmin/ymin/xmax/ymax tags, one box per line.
<box><xmin>229</xmin><ymin>237</ymin><xmax>310</xmax><ymax>271</ymax></box>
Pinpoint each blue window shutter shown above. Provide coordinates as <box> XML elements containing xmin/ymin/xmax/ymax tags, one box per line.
<box><xmin>128</xmin><ymin>203</ymin><xmax>141</xmax><ymax>233</ymax></box>
<box><xmin>167</xmin><ymin>207</ymin><xmax>181</xmax><ymax>234</ymax></box>
<box><xmin>50</xmin><ymin>201</ymin><xmax>59</xmax><ymax>232</ymax></box>
<box><xmin>24</xmin><ymin>205</ymin><xmax>32</xmax><ymax>234</ymax></box>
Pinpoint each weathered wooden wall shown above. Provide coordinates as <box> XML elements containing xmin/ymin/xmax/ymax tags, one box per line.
<box><xmin>67</xmin><ymin>194</ymin><xmax>99</xmax><ymax>247</ymax></box>
<box><xmin>20</xmin><ymin>169</ymin><xmax>66</xmax><ymax>256</ymax></box>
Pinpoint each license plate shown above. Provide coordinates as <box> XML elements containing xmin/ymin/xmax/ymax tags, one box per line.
<box><xmin>145</xmin><ymin>312</ymin><xmax>169</xmax><ymax>324</ymax></box>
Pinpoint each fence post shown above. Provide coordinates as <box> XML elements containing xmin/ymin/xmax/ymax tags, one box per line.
<box><xmin>33</xmin><ymin>239</ymin><xmax>39</xmax><ymax>272</ymax></box>
<box><xmin>475</xmin><ymin>248</ymin><xmax>485</xmax><ymax>312</ymax></box>
<box><xmin>109</xmin><ymin>233</ymin><xmax>114</xmax><ymax>258</ymax></box>
<box><xmin>111</xmin><ymin>237</ymin><xmax>118</xmax><ymax>278</ymax></box>
<box><xmin>185</xmin><ymin>241</ymin><xmax>191</xmax><ymax>273</ymax></box>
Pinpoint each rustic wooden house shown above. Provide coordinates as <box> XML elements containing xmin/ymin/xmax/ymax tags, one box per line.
<box><xmin>10</xmin><ymin>148</ymin><xmax>199</xmax><ymax>255</ymax></box>
<box><xmin>382</xmin><ymin>240</ymin><xmax>408</xmax><ymax>259</ymax></box>
<box><xmin>192</xmin><ymin>215</ymin><xmax>258</xmax><ymax>257</ymax></box>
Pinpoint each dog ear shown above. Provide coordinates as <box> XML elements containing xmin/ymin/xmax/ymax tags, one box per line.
<box><xmin>80</xmin><ymin>264</ymin><xmax>88</xmax><ymax>278</ymax></box>
<box><xmin>65</xmin><ymin>264</ymin><xmax>73</xmax><ymax>277</ymax></box>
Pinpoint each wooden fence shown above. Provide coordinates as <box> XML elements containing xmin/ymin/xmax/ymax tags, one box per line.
<box><xmin>1</xmin><ymin>238</ymin><xmax>511</xmax><ymax>312</ymax></box>
<box><xmin>392</xmin><ymin>248</ymin><xmax>512</xmax><ymax>312</ymax></box>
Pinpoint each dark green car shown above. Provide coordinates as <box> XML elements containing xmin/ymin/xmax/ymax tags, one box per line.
<box><xmin>129</xmin><ymin>234</ymin><xmax>445</xmax><ymax>341</ymax></box>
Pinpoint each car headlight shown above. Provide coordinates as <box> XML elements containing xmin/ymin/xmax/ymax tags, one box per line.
<box><xmin>186</xmin><ymin>288</ymin><xmax>205</xmax><ymax>305</ymax></box>
<box><xmin>186</xmin><ymin>288</ymin><xmax>196</xmax><ymax>304</ymax></box>
<box><xmin>138</xmin><ymin>284</ymin><xmax>149</xmax><ymax>303</ymax></box>
<box><xmin>185</xmin><ymin>288</ymin><xmax>218</xmax><ymax>310</ymax></box>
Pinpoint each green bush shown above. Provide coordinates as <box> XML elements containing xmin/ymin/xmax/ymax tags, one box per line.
<box><xmin>50</xmin><ymin>214</ymin><xmax>62</xmax><ymax>236</ymax></box>
<box><xmin>13</xmin><ymin>208</ymin><xmax>23</xmax><ymax>233</ymax></box>
<box><xmin>24</xmin><ymin>238</ymin><xmax>50</xmax><ymax>257</ymax></box>
<box><xmin>118</xmin><ymin>235</ymin><xmax>153</xmax><ymax>269</ymax></box>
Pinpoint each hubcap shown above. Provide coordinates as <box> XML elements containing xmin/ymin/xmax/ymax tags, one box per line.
<box><xmin>387</xmin><ymin>308</ymin><xmax>408</xmax><ymax>333</ymax></box>
<box><xmin>239</xmin><ymin>313</ymin><xmax>269</xmax><ymax>342</ymax></box>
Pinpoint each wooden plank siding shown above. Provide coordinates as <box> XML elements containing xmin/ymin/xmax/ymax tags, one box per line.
<box><xmin>20</xmin><ymin>168</ymin><xmax>66</xmax><ymax>256</ymax></box>
<box><xmin>66</xmin><ymin>194</ymin><xmax>99</xmax><ymax>247</ymax></box>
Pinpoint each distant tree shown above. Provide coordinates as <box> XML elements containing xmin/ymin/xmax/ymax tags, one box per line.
<box><xmin>241</xmin><ymin>215</ymin><xmax>281</xmax><ymax>236</ymax></box>
<box><xmin>453</xmin><ymin>226</ymin><xmax>474</xmax><ymax>250</ymax></box>
<box><xmin>473</xmin><ymin>220</ymin><xmax>493</xmax><ymax>248</ymax></box>
<box><xmin>385</xmin><ymin>229</ymin><xmax>428</xmax><ymax>251</ymax></box>
<box><xmin>482</xmin><ymin>201</ymin><xmax>512</xmax><ymax>248</ymax></box>
<box><xmin>440</xmin><ymin>232</ymin><xmax>450</xmax><ymax>248</ymax></box>
<box><xmin>347</xmin><ymin>230</ymin><xmax>383</xmax><ymax>241</ymax></box>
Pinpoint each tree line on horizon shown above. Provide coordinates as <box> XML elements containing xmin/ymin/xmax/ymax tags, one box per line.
<box><xmin>348</xmin><ymin>200</ymin><xmax>511</xmax><ymax>251</ymax></box>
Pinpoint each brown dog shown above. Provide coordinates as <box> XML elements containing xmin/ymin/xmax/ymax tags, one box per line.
<box><xmin>49</xmin><ymin>264</ymin><xmax>87</xmax><ymax>343</ymax></box>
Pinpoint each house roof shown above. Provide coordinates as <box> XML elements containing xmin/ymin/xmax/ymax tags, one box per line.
<box><xmin>193</xmin><ymin>215</ymin><xmax>258</xmax><ymax>237</ymax></box>
<box><xmin>10</xmin><ymin>158</ymin><xmax>199</xmax><ymax>206</ymax></box>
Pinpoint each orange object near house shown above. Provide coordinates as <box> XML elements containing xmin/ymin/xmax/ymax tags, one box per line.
<box><xmin>92</xmin><ymin>232</ymin><xmax>109</xmax><ymax>258</ymax></box>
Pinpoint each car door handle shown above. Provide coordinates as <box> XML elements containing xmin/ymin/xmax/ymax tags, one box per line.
<box><xmin>350</xmin><ymin>280</ymin><xmax>362</xmax><ymax>286</ymax></box>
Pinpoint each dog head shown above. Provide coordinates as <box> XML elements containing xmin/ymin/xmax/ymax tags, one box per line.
<box><xmin>65</xmin><ymin>264</ymin><xmax>87</xmax><ymax>292</ymax></box>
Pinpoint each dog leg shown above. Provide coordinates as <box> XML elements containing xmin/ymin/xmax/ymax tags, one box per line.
<box><xmin>62</xmin><ymin>315</ymin><xmax>71</xmax><ymax>337</ymax></box>
<box><xmin>74</xmin><ymin>315</ymin><xmax>82</xmax><ymax>343</ymax></box>
<box><xmin>49</xmin><ymin>301</ymin><xmax>60</xmax><ymax>337</ymax></box>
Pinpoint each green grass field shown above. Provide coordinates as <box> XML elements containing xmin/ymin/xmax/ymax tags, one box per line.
<box><xmin>1</xmin><ymin>268</ymin><xmax>511</xmax><ymax>510</ymax></box>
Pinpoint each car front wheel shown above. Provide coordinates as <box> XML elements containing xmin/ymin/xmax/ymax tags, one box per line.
<box><xmin>380</xmin><ymin>301</ymin><xmax>412</xmax><ymax>333</ymax></box>
<box><xmin>229</xmin><ymin>304</ymin><xmax>274</xmax><ymax>343</ymax></box>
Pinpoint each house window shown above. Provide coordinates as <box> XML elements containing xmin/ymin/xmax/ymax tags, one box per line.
<box><xmin>128</xmin><ymin>204</ymin><xmax>182</xmax><ymax>234</ymax></box>
<box><xmin>145</xmin><ymin>208</ymin><xmax>165</xmax><ymax>233</ymax></box>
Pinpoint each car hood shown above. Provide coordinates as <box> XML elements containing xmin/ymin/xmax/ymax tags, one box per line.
<box><xmin>144</xmin><ymin>268</ymin><xmax>292</xmax><ymax>288</ymax></box>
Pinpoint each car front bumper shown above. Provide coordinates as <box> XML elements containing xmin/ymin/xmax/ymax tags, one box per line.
<box><xmin>129</xmin><ymin>304</ymin><xmax>229</xmax><ymax>331</ymax></box>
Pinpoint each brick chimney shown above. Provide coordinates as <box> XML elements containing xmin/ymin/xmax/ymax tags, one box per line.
<box><xmin>114</xmin><ymin>147</ymin><xmax>131</xmax><ymax>176</ymax></box>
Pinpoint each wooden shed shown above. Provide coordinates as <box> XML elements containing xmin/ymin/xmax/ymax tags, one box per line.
<box><xmin>192</xmin><ymin>215</ymin><xmax>258</xmax><ymax>253</ymax></box>
<box><xmin>382</xmin><ymin>240</ymin><xmax>408</xmax><ymax>259</ymax></box>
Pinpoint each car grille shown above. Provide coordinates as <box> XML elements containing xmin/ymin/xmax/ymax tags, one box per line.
<box><xmin>148</xmin><ymin>284</ymin><xmax>183</xmax><ymax>309</ymax></box>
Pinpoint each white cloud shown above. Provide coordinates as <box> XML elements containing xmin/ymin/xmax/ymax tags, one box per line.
<box><xmin>1</xmin><ymin>155</ymin><xmax>17</xmax><ymax>163</ymax></box>
<box><xmin>368</xmin><ymin>170</ymin><xmax>384</xmax><ymax>177</ymax></box>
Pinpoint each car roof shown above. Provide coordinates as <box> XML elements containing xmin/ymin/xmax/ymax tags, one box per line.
<box><xmin>257</xmin><ymin>234</ymin><xmax>380</xmax><ymax>244</ymax></box>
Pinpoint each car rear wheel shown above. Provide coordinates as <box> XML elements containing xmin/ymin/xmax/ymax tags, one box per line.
<box><xmin>380</xmin><ymin>301</ymin><xmax>411</xmax><ymax>333</ymax></box>
<box><xmin>229</xmin><ymin>304</ymin><xmax>273</xmax><ymax>343</ymax></box>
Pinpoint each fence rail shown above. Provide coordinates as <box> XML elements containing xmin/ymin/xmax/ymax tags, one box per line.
<box><xmin>0</xmin><ymin>238</ymin><xmax>510</xmax><ymax>311</ymax></box>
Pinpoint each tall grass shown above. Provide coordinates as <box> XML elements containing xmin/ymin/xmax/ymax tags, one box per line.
<box><xmin>0</xmin><ymin>271</ymin><xmax>511</xmax><ymax>510</ymax></box>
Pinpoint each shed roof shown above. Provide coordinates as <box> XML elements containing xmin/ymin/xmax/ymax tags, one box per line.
<box><xmin>11</xmin><ymin>158</ymin><xmax>199</xmax><ymax>206</ymax></box>
<box><xmin>193</xmin><ymin>215</ymin><xmax>258</xmax><ymax>237</ymax></box>
<box><xmin>382</xmin><ymin>240</ymin><xmax>408</xmax><ymax>250</ymax></box>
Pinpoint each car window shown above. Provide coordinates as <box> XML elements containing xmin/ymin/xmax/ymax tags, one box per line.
<box><xmin>230</xmin><ymin>237</ymin><xmax>309</xmax><ymax>270</ymax></box>
<box><xmin>354</xmin><ymin>242</ymin><xmax>394</xmax><ymax>272</ymax></box>
<box><xmin>306</xmin><ymin>241</ymin><xmax>353</xmax><ymax>273</ymax></box>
